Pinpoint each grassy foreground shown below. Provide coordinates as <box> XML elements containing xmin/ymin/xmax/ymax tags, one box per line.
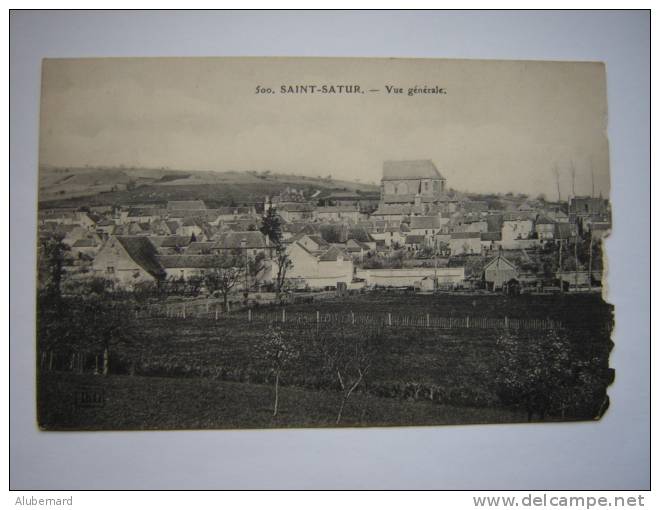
<box><xmin>38</xmin><ymin>372</ymin><xmax>528</xmax><ymax>430</ymax></box>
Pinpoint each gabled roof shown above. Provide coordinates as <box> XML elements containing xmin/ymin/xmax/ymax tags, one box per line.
<box><xmin>160</xmin><ymin>235</ymin><xmax>193</xmax><ymax>248</ymax></box>
<box><xmin>215</xmin><ymin>206</ymin><xmax>253</xmax><ymax>216</ymax></box>
<box><xmin>405</xmin><ymin>234</ymin><xmax>427</xmax><ymax>244</ymax></box>
<box><xmin>318</xmin><ymin>245</ymin><xmax>349</xmax><ymax>261</ymax></box>
<box><xmin>483</xmin><ymin>255</ymin><xmax>517</xmax><ymax>272</ymax></box>
<box><xmin>535</xmin><ymin>215</ymin><xmax>555</xmax><ymax>225</ymax></box>
<box><xmin>223</xmin><ymin>219</ymin><xmax>259</xmax><ymax>232</ymax></box>
<box><xmin>186</xmin><ymin>242</ymin><xmax>216</xmax><ymax>254</ymax></box>
<box><xmin>347</xmin><ymin>225</ymin><xmax>374</xmax><ymax>243</ymax></box>
<box><xmin>115</xmin><ymin>236</ymin><xmax>163</xmax><ymax>278</ymax></box>
<box><xmin>167</xmin><ymin>200</ymin><xmax>207</xmax><ymax>210</ymax></box>
<box><xmin>450</xmin><ymin>232</ymin><xmax>481</xmax><ymax>239</ymax></box>
<box><xmin>276</xmin><ymin>202</ymin><xmax>315</xmax><ymax>212</ymax></box>
<box><xmin>372</xmin><ymin>204</ymin><xmax>412</xmax><ymax>216</ymax></box>
<box><xmin>480</xmin><ymin>232</ymin><xmax>502</xmax><ymax>241</ymax></box>
<box><xmin>410</xmin><ymin>216</ymin><xmax>442</xmax><ymax>230</ymax></box>
<box><xmin>281</xmin><ymin>222</ymin><xmax>320</xmax><ymax>234</ymax></box>
<box><xmin>382</xmin><ymin>160</ymin><xmax>443</xmax><ymax>181</ymax></box>
<box><xmin>215</xmin><ymin>231</ymin><xmax>267</xmax><ymax>250</ymax></box>
<box><xmin>316</xmin><ymin>205</ymin><xmax>361</xmax><ymax>213</ymax></box>
<box><xmin>502</xmin><ymin>212</ymin><xmax>536</xmax><ymax>222</ymax></box>
<box><xmin>345</xmin><ymin>239</ymin><xmax>371</xmax><ymax>252</ymax></box>
<box><xmin>113</xmin><ymin>223</ymin><xmax>145</xmax><ymax>235</ymax></box>
<box><xmin>181</xmin><ymin>217</ymin><xmax>204</xmax><ymax>227</ymax></box>
<box><xmin>304</xmin><ymin>235</ymin><xmax>329</xmax><ymax>248</ymax></box>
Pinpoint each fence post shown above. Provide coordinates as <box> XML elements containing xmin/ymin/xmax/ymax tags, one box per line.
<box><xmin>215</xmin><ymin>306</ymin><xmax>219</xmax><ymax>321</ymax></box>
<box><xmin>282</xmin><ymin>308</ymin><xmax>286</xmax><ymax>323</ymax></box>
<box><xmin>426</xmin><ymin>314</ymin><xmax>430</xmax><ymax>328</ymax></box>
<box><xmin>248</xmin><ymin>309</ymin><xmax>252</xmax><ymax>323</ymax></box>
<box><xmin>94</xmin><ymin>355</ymin><xmax>99</xmax><ymax>375</ymax></box>
<box><xmin>48</xmin><ymin>351</ymin><xmax>53</xmax><ymax>371</ymax></box>
<box><xmin>466</xmin><ymin>316</ymin><xmax>470</xmax><ymax>328</ymax></box>
<box><xmin>504</xmin><ymin>316</ymin><xmax>509</xmax><ymax>329</ymax></box>
<box><xmin>388</xmin><ymin>312</ymin><xmax>392</xmax><ymax>327</ymax></box>
<box><xmin>351</xmin><ymin>311</ymin><xmax>355</xmax><ymax>325</ymax></box>
<box><xmin>316</xmin><ymin>311</ymin><xmax>320</xmax><ymax>324</ymax></box>
<box><xmin>183</xmin><ymin>304</ymin><xmax>186</xmax><ymax>319</ymax></box>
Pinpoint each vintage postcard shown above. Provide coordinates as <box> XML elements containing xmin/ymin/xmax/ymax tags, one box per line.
<box><xmin>36</xmin><ymin>57</ymin><xmax>613</xmax><ymax>430</ymax></box>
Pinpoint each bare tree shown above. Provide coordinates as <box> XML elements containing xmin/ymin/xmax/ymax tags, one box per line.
<box><xmin>204</xmin><ymin>250</ymin><xmax>244</xmax><ymax>312</ymax></box>
<box><xmin>273</xmin><ymin>244</ymin><xmax>292</xmax><ymax>300</ymax></box>
<box><xmin>321</xmin><ymin>325</ymin><xmax>380</xmax><ymax>424</ymax></box>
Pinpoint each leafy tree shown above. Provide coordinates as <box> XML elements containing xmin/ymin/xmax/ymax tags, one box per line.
<box><xmin>319</xmin><ymin>224</ymin><xmax>345</xmax><ymax>244</ymax></box>
<box><xmin>37</xmin><ymin>291</ymin><xmax>135</xmax><ymax>377</ymax></box>
<box><xmin>39</xmin><ymin>234</ymin><xmax>71</xmax><ymax>301</ymax></box>
<box><xmin>260</xmin><ymin>208</ymin><xmax>292</xmax><ymax>298</ymax></box>
<box><xmin>495</xmin><ymin>329</ymin><xmax>574</xmax><ymax>421</ymax></box>
<box><xmin>260</xmin><ymin>207</ymin><xmax>282</xmax><ymax>245</ymax></box>
<box><xmin>260</xmin><ymin>327</ymin><xmax>299</xmax><ymax>417</ymax></box>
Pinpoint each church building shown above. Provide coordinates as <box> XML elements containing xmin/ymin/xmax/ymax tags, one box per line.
<box><xmin>380</xmin><ymin>160</ymin><xmax>447</xmax><ymax>206</ymax></box>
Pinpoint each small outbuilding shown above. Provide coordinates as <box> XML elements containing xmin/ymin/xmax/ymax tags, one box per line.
<box><xmin>482</xmin><ymin>255</ymin><xmax>518</xmax><ymax>291</ymax></box>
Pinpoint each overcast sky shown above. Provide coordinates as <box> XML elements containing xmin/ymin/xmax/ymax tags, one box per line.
<box><xmin>39</xmin><ymin>57</ymin><xmax>610</xmax><ymax>198</ymax></box>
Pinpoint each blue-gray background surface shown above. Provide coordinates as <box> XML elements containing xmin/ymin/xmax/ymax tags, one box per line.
<box><xmin>9</xmin><ymin>10</ymin><xmax>650</xmax><ymax>489</ymax></box>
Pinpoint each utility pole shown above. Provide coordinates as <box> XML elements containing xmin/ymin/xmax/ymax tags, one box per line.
<box><xmin>553</xmin><ymin>164</ymin><xmax>561</xmax><ymax>203</ymax></box>
<box><xmin>588</xmin><ymin>233</ymin><xmax>594</xmax><ymax>290</ymax></box>
<box><xmin>570</xmin><ymin>160</ymin><xmax>576</xmax><ymax>199</ymax></box>
<box><xmin>558</xmin><ymin>238</ymin><xmax>563</xmax><ymax>293</ymax></box>
<box><xmin>574</xmin><ymin>229</ymin><xmax>579</xmax><ymax>291</ymax></box>
<box><xmin>241</xmin><ymin>238</ymin><xmax>248</xmax><ymax>301</ymax></box>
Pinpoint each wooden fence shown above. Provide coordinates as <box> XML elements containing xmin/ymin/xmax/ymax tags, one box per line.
<box><xmin>142</xmin><ymin>301</ymin><xmax>560</xmax><ymax>331</ymax></box>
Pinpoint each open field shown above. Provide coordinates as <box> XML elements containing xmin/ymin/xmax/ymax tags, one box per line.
<box><xmin>37</xmin><ymin>293</ymin><xmax>613</xmax><ymax>428</ymax></box>
<box><xmin>38</xmin><ymin>166</ymin><xmax>378</xmax><ymax>208</ymax></box>
<box><xmin>38</xmin><ymin>372</ymin><xmax>530</xmax><ymax>430</ymax></box>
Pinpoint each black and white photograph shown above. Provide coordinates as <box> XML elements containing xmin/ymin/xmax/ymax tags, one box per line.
<box><xmin>35</xmin><ymin>56</ymin><xmax>614</xmax><ymax>431</ymax></box>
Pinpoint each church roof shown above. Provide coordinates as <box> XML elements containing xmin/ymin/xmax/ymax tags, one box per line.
<box><xmin>382</xmin><ymin>160</ymin><xmax>443</xmax><ymax>181</ymax></box>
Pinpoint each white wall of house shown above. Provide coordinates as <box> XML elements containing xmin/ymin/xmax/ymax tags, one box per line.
<box><xmin>355</xmin><ymin>267</ymin><xmax>465</xmax><ymax>287</ymax></box>
<box><xmin>536</xmin><ymin>224</ymin><xmax>555</xmax><ymax>240</ymax></box>
<box><xmin>163</xmin><ymin>267</ymin><xmax>207</xmax><ymax>279</ymax></box>
<box><xmin>501</xmin><ymin>220</ymin><xmax>534</xmax><ymax>248</ymax></box>
<box><xmin>449</xmin><ymin>237</ymin><xmax>482</xmax><ymax>255</ymax></box>
<box><xmin>283</xmin><ymin>243</ymin><xmax>354</xmax><ymax>288</ymax></box>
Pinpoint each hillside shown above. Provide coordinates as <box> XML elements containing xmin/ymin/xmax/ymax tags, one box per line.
<box><xmin>38</xmin><ymin>166</ymin><xmax>380</xmax><ymax>208</ymax></box>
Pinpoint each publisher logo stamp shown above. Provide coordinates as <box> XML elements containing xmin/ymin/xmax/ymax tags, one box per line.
<box><xmin>74</xmin><ymin>386</ymin><xmax>105</xmax><ymax>408</ymax></box>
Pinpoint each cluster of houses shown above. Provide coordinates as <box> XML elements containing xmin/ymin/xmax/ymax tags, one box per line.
<box><xmin>38</xmin><ymin>159</ymin><xmax>610</xmax><ymax>295</ymax></box>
